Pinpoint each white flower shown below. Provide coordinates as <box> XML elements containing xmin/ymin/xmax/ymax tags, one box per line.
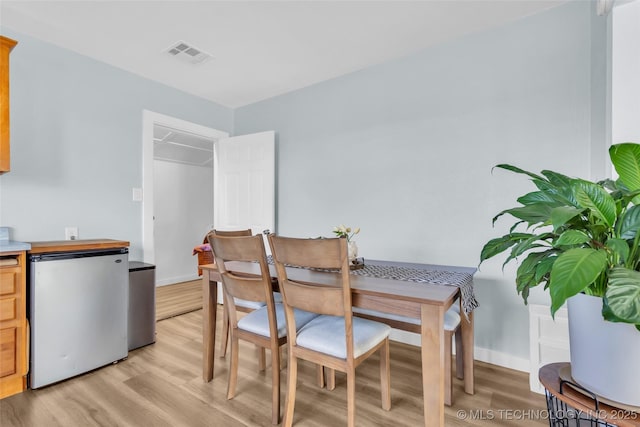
<box><xmin>332</xmin><ymin>225</ymin><xmax>360</xmax><ymax>241</ymax></box>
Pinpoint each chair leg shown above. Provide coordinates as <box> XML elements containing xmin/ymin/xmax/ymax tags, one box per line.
<box><xmin>316</xmin><ymin>365</ymin><xmax>325</xmax><ymax>388</ymax></box>
<box><xmin>280</xmin><ymin>347</ymin><xmax>286</xmax><ymax>371</ymax></box>
<box><xmin>346</xmin><ymin>368</ymin><xmax>356</xmax><ymax>427</ymax></box>
<box><xmin>282</xmin><ymin>354</ymin><xmax>298</xmax><ymax>427</ymax></box>
<box><xmin>220</xmin><ymin>304</ymin><xmax>230</xmax><ymax>358</ymax></box>
<box><xmin>258</xmin><ymin>346</ymin><xmax>266</xmax><ymax>371</ymax></box>
<box><xmin>380</xmin><ymin>339</ymin><xmax>391</xmax><ymax>411</ymax></box>
<box><xmin>326</xmin><ymin>367</ymin><xmax>336</xmax><ymax>391</ymax></box>
<box><xmin>455</xmin><ymin>327</ymin><xmax>464</xmax><ymax>380</ymax></box>
<box><xmin>444</xmin><ymin>331</ymin><xmax>453</xmax><ymax>406</ymax></box>
<box><xmin>271</xmin><ymin>345</ymin><xmax>281</xmax><ymax>424</ymax></box>
<box><xmin>227</xmin><ymin>334</ymin><xmax>240</xmax><ymax>399</ymax></box>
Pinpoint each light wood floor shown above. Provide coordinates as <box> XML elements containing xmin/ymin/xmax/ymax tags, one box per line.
<box><xmin>0</xmin><ymin>303</ymin><xmax>549</xmax><ymax>426</ymax></box>
<box><xmin>156</xmin><ymin>279</ymin><xmax>202</xmax><ymax>321</ymax></box>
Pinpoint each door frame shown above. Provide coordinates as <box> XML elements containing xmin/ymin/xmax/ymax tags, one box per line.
<box><xmin>141</xmin><ymin>110</ymin><xmax>229</xmax><ymax>264</ymax></box>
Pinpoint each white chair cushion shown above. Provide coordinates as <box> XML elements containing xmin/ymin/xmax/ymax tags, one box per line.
<box><xmin>352</xmin><ymin>305</ymin><xmax>460</xmax><ymax>331</ymax></box>
<box><xmin>295</xmin><ymin>315</ymin><xmax>391</xmax><ymax>359</ymax></box>
<box><xmin>273</xmin><ymin>292</ymin><xmax>283</xmax><ymax>303</ymax></box>
<box><xmin>234</xmin><ymin>292</ymin><xmax>282</xmax><ymax>309</ymax></box>
<box><xmin>234</xmin><ymin>298</ymin><xmax>266</xmax><ymax>310</ymax></box>
<box><xmin>238</xmin><ymin>303</ymin><xmax>318</xmax><ymax>339</ymax></box>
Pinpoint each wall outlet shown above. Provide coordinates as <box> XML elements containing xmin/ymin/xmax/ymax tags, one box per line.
<box><xmin>65</xmin><ymin>227</ymin><xmax>79</xmax><ymax>240</ymax></box>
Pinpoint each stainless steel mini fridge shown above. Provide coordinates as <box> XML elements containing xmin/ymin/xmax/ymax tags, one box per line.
<box><xmin>29</xmin><ymin>248</ymin><xmax>129</xmax><ymax>388</ymax></box>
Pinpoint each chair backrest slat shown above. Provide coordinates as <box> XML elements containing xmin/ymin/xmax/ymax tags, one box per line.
<box><xmin>280</xmin><ymin>279</ymin><xmax>344</xmax><ymax>316</ymax></box>
<box><xmin>210</xmin><ymin>228</ymin><xmax>253</xmax><ymax>237</ymax></box>
<box><xmin>221</xmin><ymin>272</ymin><xmax>268</xmax><ymax>303</ymax></box>
<box><xmin>269</xmin><ymin>237</ymin><xmax>344</xmax><ymax>270</ymax></box>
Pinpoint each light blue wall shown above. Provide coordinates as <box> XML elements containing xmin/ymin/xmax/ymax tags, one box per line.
<box><xmin>234</xmin><ymin>1</ymin><xmax>607</xmax><ymax>364</ymax></box>
<box><xmin>0</xmin><ymin>29</ymin><xmax>233</xmax><ymax>260</ymax></box>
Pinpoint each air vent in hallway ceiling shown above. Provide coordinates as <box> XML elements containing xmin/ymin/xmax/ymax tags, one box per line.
<box><xmin>164</xmin><ymin>40</ymin><xmax>212</xmax><ymax>65</ymax></box>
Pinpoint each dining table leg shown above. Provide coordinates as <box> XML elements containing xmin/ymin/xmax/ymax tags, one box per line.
<box><xmin>460</xmin><ymin>304</ymin><xmax>475</xmax><ymax>394</ymax></box>
<box><xmin>202</xmin><ymin>270</ymin><xmax>217</xmax><ymax>382</ymax></box>
<box><xmin>421</xmin><ymin>303</ymin><xmax>445</xmax><ymax>427</ymax></box>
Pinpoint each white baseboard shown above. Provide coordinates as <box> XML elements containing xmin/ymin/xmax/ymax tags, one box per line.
<box><xmin>474</xmin><ymin>346</ymin><xmax>530</xmax><ymax>373</ymax></box>
<box><xmin>155</xmin><ymin>274</ymin><xmax>200</xmax><ymax>287</ymax></box>
<box><xmin>389</xmin><ymin>329</ymin><xmax>530</xmax><ymax>373</ymax></box>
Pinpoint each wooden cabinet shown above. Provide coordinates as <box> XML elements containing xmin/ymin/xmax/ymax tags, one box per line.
<box><xmin>0</xmin><ymin>251</ymin><xmax>28</xmax><ymax>399</ymax></box>
<box><xmin>0</xmin><ymin>36</ymin><xmax>18</xmax><ymax>174</ymax></box>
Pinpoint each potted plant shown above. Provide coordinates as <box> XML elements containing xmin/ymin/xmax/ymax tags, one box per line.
<box><xmin>480</xmin><ymin>142</ymin><xmax>640</xmax><ymax>407</ymax></box>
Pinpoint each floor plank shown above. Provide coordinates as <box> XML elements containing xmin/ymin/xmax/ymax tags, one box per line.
<box><xmin>156</xmin><ymin>279</ymin><xmax>202</xmax><ymax>321</ymax></box>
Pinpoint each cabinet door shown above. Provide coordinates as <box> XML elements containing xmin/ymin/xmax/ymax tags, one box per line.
<box><xmin>0</xmin><ymin>269</ymin><xmax>17</xmax><ymax>295</ymax></box>
<box><xmin>0</xmin><ymin>252</ymin><xmax>27</xmax><ymax>398</ymax></box>
<box><xmin>0</xmin><ymin>36</ymin><xmax>18</xmax><ymax>174</ymax></box>
<box><xmin>0</xmin><ymin>328</ymin><xmax>17</xmax><ymax>377</ymax></box>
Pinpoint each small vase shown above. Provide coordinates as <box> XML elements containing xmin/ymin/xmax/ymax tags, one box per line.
<box><xmin>348</xmin><ymin>240</ymin><xmax>358</xmax><ymax>262</ymax></box>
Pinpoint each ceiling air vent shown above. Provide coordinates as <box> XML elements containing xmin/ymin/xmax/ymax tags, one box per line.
<box><xmin>164</xmin><ymin>40</ymin><xmax>212</xmax><ymax>65</ymax></box>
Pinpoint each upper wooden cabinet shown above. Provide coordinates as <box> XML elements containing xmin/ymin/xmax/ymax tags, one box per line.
<box><xmin>0</xmin><ymin>36</ymin><xmax>18</xmax><ymax>174</ymax></box>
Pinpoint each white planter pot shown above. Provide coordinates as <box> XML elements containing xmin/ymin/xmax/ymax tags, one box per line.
<box><xmin>567</xmin><ymin>292</ymin><xmax>640</xmax><ymax>407</ymax></box>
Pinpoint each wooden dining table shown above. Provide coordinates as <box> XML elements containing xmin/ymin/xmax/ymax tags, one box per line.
<box><xmin>200</xmin><ymin>259</ymin><xmax>476</xmax><ymax>427</ymax></box>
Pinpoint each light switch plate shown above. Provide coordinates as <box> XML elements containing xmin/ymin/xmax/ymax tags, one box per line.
<box><xmin>132</xmin><ymin>188</ymin><xmax>143</xmax><ymax>202</ymax></box>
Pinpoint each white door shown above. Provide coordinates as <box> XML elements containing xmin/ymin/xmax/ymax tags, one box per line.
<box><xmin>213</xmin><ymin>130</ymin><xmax>275</xmax><ymax>237</ymax></box>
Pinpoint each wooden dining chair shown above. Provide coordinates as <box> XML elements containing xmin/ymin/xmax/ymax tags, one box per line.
<box><xmin>209</xmin><ymin>234</ymin><xmax>317</xmax><ymax>424</ymax></box>
<box><xmin>206</xmin><ymin>228</ymin><xmax>262</xmax><ymax>359</ymax></box>
<box><xmin>268</xmin><ymin>235</ymin><xmax>392</xmax><ymax>427</ymax></box>
<box><xmin>351</xmin><ymin>302</ymin><xmax>463</xmax><ymax>405</ymax></box>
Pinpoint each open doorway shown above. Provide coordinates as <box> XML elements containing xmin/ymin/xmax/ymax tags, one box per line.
<box><xmin>153</xmin><ymin>125</ymin><xmax>213</xmax><ymax>285</ymax></box>
<box><xmin>142</xmin><ymin>110</ymin><xmax>229</xmax><ymax>286</ymax></box>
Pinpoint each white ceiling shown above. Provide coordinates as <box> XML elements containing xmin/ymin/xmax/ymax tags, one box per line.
<box><xmin>1</xmin><ymin>0</ymin><xmax>568</xmax><ymax>108</ymax></box>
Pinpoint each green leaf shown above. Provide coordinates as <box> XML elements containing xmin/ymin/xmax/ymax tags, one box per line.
<box><xmin>515</xmin><ymin>252</ymin><xmax>556</xmax><ymax>303</ymax></box>
<box><xmin>550</xmin><ymin>206</ymin><xmax>583</xmax><ymax>231</ymax></box>
<box><xmin>554</xmin><ymin>230</ymin><xmax>590</xmax><ymax>247</ymax></box>
<box><xmin>573</xmin><ymin>180</ymin><xmax>617</xmax><ymax>227</ymax></box>
<box><xmin>535</xmin><ymin>254</ymin><xmax>557</xmax><ymax>282</ymax></box>
<box><xmin>509</xmin><ymin>220</ymin><xmax>525</xmax><ymax>233</ymax></box>
<box><xmin>549</xmin><ymin>248</ymin><xmax>608</xmax><ymax>315</ymax></box>
<box><xmin>605</xmin><ymin>267</ymin><xmax>640</xmax><ymax>324</ymax></box>
<box><xmin>533</xmin><ymin>178</ymin><xmax>578</xmax><ymax>206</ymax></box>
<box><xmin>517</xmin><ymin>191</ymin><xmax>562</xmax><ymax>206</ymax></box>
<box><xmin>602</xmin><ymin>298</ymin><xmax>627</xmax><ymax>323</ymax></box>
<box><xmin>610</xmin><ymin>143</ymin><xmax>640</xmax><ymax>191</ymax></box>
<box><xmin>606</xmin><ymin>238</ymin><xmax>630</xmax><ymax>264</ymax></box>
<box><xmin>493</xmin><ymin>164</ymin><xmax>545</xmax><ymax>181</ymax></box>
<box><xmin>619</xmin><ymin>205</ymin><xmax>640</xmax><ymax>240</ymax></box>
<box><xmin>508</xmin><ymin>233</ymin><xmax>552</xmax><ymax>261</ymax></box>
<box><xmin>479</xmin><ymin>233</ymin><xmax>531</xmax><ymax>262</ymax></box>
<box><xmin>504</xmin><ymin>203</ymin><xmax>554</xmax><ymax>225</ymax></box>
<box><xmin>599</xmin><ymin>178</ymin><xmax>619</xmax><ymax>192</ymax></box>
<box><xmin>541</xmin><ymin>170</ymin><xmax>575</xmax><ymax>189</ymax></box>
